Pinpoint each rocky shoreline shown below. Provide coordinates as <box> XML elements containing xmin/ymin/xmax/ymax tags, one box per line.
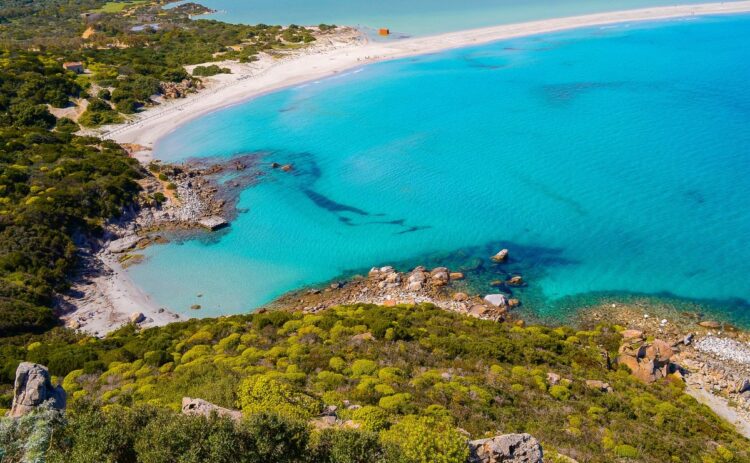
<box><xmin>577</xmin><ymin>302</ymin><xmax>750</xmax><ymax>438</ymax></box>
<box><xmin>56</xmin><ymin>152</ymin><xmax>267</xmax><ymax>335</ymax></box>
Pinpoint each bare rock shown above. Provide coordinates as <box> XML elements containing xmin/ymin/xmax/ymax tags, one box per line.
<box><xmin>618</xmin><ymin>338</ymin><xmax>677</xmax><ymax>383</ymax></box>
<box><xmin>450</xmin><ymin>272</ymin><xmax>465</xmax><ymax>280</ymax></box>
<box><xmin>469</xmin><ymin>433</ymin><xmax>543</xmax><ymax>463</ymax></box>
<box><xmin>10</xmin><ymin>363</ymin><xmax>66</xmax><ymax>417</ymax></box>
<box><xmin>546</xmin><ymin>372</ymin><xmax>561</xmax><ymax>386</ymax></box>
<box><xmin>453</xmin><ymin>292</ymin><xmax>468</xmax><ymax>302</ymax></box>
<box><xmin>181</xmin><ymin>397</ymin><xmax>242</xmax><ymax>422</ymax></box>
<box><xmin>699</xmin><ymin>320</ymin><xmax>721</xmax><ymax>329</ymax></box>
<box><xmin>585</xmin><ymin>379</ymin><xmax>613</xmax><ymax>393</ymax></box>
<box><xmin>621</xmin><ymin>329</ymin><xmax>644</xmax><ymax>340</ymax></box>
<box><xmin>506</xmin><ymin>275</ymin><xmax>524</xmax><ymax>287</ymax></box>
<box><xmin>484</xmin><ymin>294</ymin><xmax>507</xmax><ymax>307</ymax></box>
<box><xmin>108</xmin><ymin>235</ymin><xmax>140</xmax><ymax>253</ymax></box>
<box><xmin>491</xmin><ymin>249</ymin><xmax>509</xmax><ymax>263</ymax></box>
<box><xmin>130</xmin><ymin>312</ymin><xmax>145</xmax><ymax>324</ymax></box>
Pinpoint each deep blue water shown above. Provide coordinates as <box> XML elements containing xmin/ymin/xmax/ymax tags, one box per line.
<box><xmin>131</xmin><ymin>15</ymin><xmax>750</xmax><ymax>321</ymax></box>
<box><xmin>180</xmin><ymin>0</ymin><xmax>718</xmax><ymax>35</ymax></box>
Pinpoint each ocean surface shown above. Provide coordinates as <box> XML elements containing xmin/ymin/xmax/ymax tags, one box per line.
<box><xmin>132</xmin><ymin>14</ymin><xmax>750</xmax><ymax>322</ymax></box>
<box><xmin>181</xmin><ymin>0</ymin><xmax>724</xmax><ymax>35</ymax></box>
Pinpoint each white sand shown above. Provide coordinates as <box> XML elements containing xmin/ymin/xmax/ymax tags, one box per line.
<box><xmin>59</xmin><ymin>250</ymin><xmax>182</xmax><ymax>336</ymax></box>
<box><xmin>77</xmin><ymin>1</ymin><xmax>750</xmax><ymax>335</ymax></box>
<box><xmin>101</xmin><ymin>1</ymin><xmax>750</xmax><ymax>152</ymax></box>
<box><xmin>686</xmin><ymin>384</ymin><xmax>750</xmax><ymax>439</ymax></box>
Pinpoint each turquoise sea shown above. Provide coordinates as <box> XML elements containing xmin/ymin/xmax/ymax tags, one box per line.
<box><xmin>131</xmin><ymin>15</ymin><xmax>750</xmax><ymax>322</ymax></box>
<box><xmin>184</xmin><ymin>0</ymin><xmax>721</xmax><ymax>36</ymax></box>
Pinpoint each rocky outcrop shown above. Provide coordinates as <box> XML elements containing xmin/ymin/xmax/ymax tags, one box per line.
<box><xmin>9</xmin><ymin>363</ymin><xmax>66</xmax><ymax>417</ymax></box>
<box><xmin>468</xmin><ymin>433</ymin><xmax>543</xmax><ymax>463</ymax></box>
<box><xmin>491</xmin><ymin>249</ymin><xmax>509</xmax><ymax>263</ymax></box>
<box><xmin>585</xmin><ymin>379</ymin><xmax>613</xmax><ymax>393</ymax></box>
<box><xmin>181</xmin><ymin>397</ymin><xmax>242</xmax><ymax>422</ymax></box>
<box><xmin>618</xmin><ymin>336</ymin><xmax>678</xmax><ymax>383</ymax></box>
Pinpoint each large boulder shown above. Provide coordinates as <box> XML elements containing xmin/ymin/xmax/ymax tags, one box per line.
<box><xmin>469</xmin><ymin>433</ymin><xmax>543</xmax><ymax>463</ymax></box>
<box><xmin>181</xmin><ymin>397</ymin><xmax>242</xmax><ymax>422</ymax></box>
<box><xmin>618</xmin><ymin>338</ymin><xmax>677</xmax><ymax>383</ymax></box>
<box><xmin>10</xmin><ymin>362</ymin><xmax>66</xmax><ymax>417</ymax></box>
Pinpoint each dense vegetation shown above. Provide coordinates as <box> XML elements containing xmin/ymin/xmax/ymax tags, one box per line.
<box><xmin>1</xmin><ymin>0</ymin><xmax>327</xmax><ymax>126</ymax></box>
<box><xmin>0</xmin><ymin>50</ymin><xmax>143</xmax><ymax>336</ymax></box>
<box><xmin>2</xmin><ymin>304</ymin><xmax>749</xmax><ymax>462</ymax></box>
<box><xmin>0</xmin><ymin>0</ymin><xmax>333</xmax><ymax>341</ymax></box>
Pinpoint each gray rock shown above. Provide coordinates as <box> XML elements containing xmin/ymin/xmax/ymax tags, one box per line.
<box><xmin>10</xmin><ymin>363</ymin><xmax>66</xmax><ymax>417</ymax></box>
<box><xmin>484</xmin><ymin>294</ymin><xmax>507</xmax><ymax>307</ymax></box>
<box><xmin>108</xmin><ymin>235</ymin><xmax>140</xmax><ymax>253</ymax></box>
<box><xmin>130</xmin><ymin>312</ymin><xmax>145</xmax><ymax>324</ymax></box>
<box><xmin>181</xmin><ymin>397</ymin><xmax>242</xmax><ymax>421</ymax></box>
<box><xmin>737</xmin><ymin>379</ymin><xmax>750</xmax><ymax>394</ymax></box>
<box><xmin>469</xmin><ymin>433</ymin><xmax>543</xmax><ymax>463</ymax></box>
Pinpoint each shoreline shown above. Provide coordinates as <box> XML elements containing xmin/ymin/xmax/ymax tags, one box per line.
<box><xmin>101</xmin><ymin>1</ymin><xmax>750</xmax><ymax>152</ymax></box>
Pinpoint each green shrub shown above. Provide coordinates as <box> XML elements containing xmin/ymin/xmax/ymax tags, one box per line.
<box><xmin>614</xmin><ymin>444</ymin><xmax>638</xmax><ymax>458</ymax></box>
<box><xmin>351</xmin><ymin>359</ymin><xmax>377</xmax><ymax>377</ymax></box>
<box><xmin>380</xmin><ymin>415</ymin><xmax>469</xmax><ymax>463</ymax></box>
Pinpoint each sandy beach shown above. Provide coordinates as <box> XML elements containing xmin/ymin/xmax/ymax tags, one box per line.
<box><xmin>58</xmin><ymin>246</ymin><xmax>182</xmax><ymax>336</ymax></box>
<box><xmin>102</xmin><ymin>0</ymin><xmax>750</xmax><ymax>153</ymax></box>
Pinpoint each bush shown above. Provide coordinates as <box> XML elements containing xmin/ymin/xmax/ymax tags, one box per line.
<box><xmin>351</xmin><ymin>359</ymin><xmax>377</xmax><ymax>377</ymax></box>
<box><xmin>380</xmin><ymin>415</ymin><xmax>469</xmax><ymax>463</ymax></box>
<box><xmin>351</xmin><ymin>405</ymin><xmax>390</xmax><ymax>432</ymax></box>
<box><xmin>313</xmin><ymin>428</ymin><xmax>386</xmax><ymax>463</ymax></box>
<box><xmin>192</xmin><ymin>65</ymin><xmax>231</xmax><ymax>77</ymax></box>
<box><xmin>239</xmin><ymin>375</ymin><xmax>320</xmax><ymax>420</ymax></box>
<box><xmin>614</xmin><ymin>444</ymin><xmax>638</xmax><ymax>458</ymax></box>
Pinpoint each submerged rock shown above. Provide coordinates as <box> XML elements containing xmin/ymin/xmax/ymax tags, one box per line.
<box><xmin>10</xmin><ymin>363</ymin><xmax>66</xmax><ymax>417</ymax></box>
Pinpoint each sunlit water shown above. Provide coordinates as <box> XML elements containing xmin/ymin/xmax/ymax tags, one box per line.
<box><xmin>131</xmin><ymin>15</ymin><xmax>750</xmax><ymax>323</ymax></box>
<box><xmin>181</xmin><ymin>0</ymin><xmax>726</xmax><ymax>36</ymax></box>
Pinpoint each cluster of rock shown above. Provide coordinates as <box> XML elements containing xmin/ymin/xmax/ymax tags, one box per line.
<box><xmin>682</xmin><ymin>335</ymin><xmax>750</xmax><ymax>401</ymax></box>
<box><xmin>159</xmin><ymin>78</ymin><xmax>202</xmax><ymax>99</ymax></box>
<box><xmin>617</xmin><ymin>330</ymin><xmax>680</xmax><ymax>383</ymax></box>
<box><xmin>8</xmin><ymin>363</ymin><xmax>66</xmax><ymax>418</ymax></box>
<box><xmin>468</xmin><ymin>433</ymin><xmax>543</xmax><ymax>463</ymax></box>
<box><xmin>350</xmin><ymin>265</ymin><xmax>515</xmax><ymax>322</ymax></box>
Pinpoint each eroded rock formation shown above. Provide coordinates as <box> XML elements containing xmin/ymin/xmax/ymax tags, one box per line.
<box><xmin>9</xmin><ymin>362</ymin><xmax>66</xmax><ymax>417</ymax></box>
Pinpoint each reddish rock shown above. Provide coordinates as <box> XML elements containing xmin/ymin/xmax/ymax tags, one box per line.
<box><xmin>621</xmin><ymin>329</ymin><xmax>644</xmax><ymax>340</ymax></box>
<box><xmin>453</xmin><ymin>292</ymin><xmax>468</xmax><ymax>302</ymax></box>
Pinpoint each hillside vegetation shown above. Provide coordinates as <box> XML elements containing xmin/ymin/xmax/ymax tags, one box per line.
<box><xmin>0</xmin><ymin>0</ymin><xmax>332</xmax><ymax>342</ymax></box>
<box><xmin>2</xmin><ymin>304</ymin><xmax>749</xmax><ymax>462</ymax></box>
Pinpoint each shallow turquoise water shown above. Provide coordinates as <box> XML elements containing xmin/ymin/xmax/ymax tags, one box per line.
<box><xmin>132</xmin><ymin>15</ymin><xmax>750</xmax><ymax>321</ymax></box>
<box><xmin>186</xmin><ymin>0</ymin><xmax>718</xmax><ymax>35</ymax></box>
